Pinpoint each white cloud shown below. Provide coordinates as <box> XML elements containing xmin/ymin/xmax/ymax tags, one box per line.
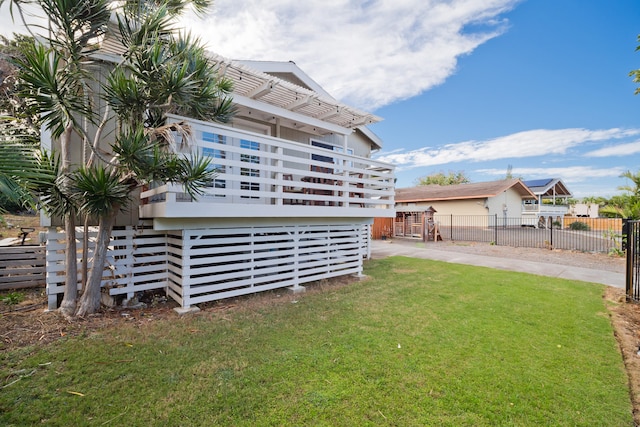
<box><xmin>584</xmin><ymin>140</ymin><xmax>640</xmax><ymax>157</ymax></box>
<box><xmin>2</xmin><ymin>1</ymin><xmax>522</xmax><ymax>111</ymax></box>
<box><xmin>475</xmin><ymin>165</ymin><xmax>626</xmax><ymax>182</ymax></box>
<box><xmin>185</xmin><ymin>0</ymin><xmax>521</xmax><ymax>110</ymax></box>
<box><xmin>373</xmin><ymin>128</ymin><xmax>640</xmax><ymax>170</ymax></box>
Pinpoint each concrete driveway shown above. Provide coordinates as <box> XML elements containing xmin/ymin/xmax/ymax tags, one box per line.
<box><xmin>370</xmin><ymin>239</ymin><xmax>625</xmax><ymax>289</ymax></box>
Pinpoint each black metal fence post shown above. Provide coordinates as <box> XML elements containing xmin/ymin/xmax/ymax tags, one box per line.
<box><xmin>494</xmin><ymin>214</ymin><xmax>498</xmax><ymax>245</ymax></box>
<box><xmin>625</xmin><ymin>219</ymin><xmax>631</xmax><ymax>300</ymax></box>
<box><xmin>550</xmin><ymin>220</ymin><xmax>553</xmax><ymax>249</ymax></box>
<box><xmin>450</xmin><ymin>214</ymin><xmax>453</xmax><ymax>241</ymax></box>
<box><xmin>623</xmin><ymin>219</ymin><xmax>640</xmax><ymax>301</ymax></box>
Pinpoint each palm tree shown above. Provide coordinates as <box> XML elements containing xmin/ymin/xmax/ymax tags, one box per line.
<box><xmin>5</xmin><ymin>0</ymin><xmax>234</xmax><ymax>316</ymax></box>
<box><xmin>598</xmin><ymin>170</ymin><xmax>640</xmax><ymax>220</ymax></box>
<box><xmin>9</xmin><ymin>0</ymin><xmax>110</xmax><ymax>317</ymax></box>
<box><xmin>619</xmin><ymin>170</ymin><xmax>640</xmax><ymax>198</ymax></box>
<box><xmin>0</xmin><ymin>118</ymin><xmax>51</xmax><ymax>212</ymax></box>
<box><xmin>70</xmin><ymin>3</ymin><xmax>233</xmax><ymax>316</ymax></box>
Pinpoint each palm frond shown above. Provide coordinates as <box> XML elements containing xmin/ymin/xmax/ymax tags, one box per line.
<box><xmin>13</xmin><ymin>41</ymin><xmax>92</xmax><ymax>138</ymax></box>
<box><xmin>38</xmin><ymin>0</ymin><xmax>110</xmax><ymax>61</ymax></box>
<box><xmin>171</xmin><ymin>153</ymin><xmax>215</xmax><ymax>199</ymax></box>
<box><xmin>37</xmin><ymin>151</ymin><xmax>77</xmax><ymax>219</ymax></box>
<box><xmin>70</xmin><ymin>166</ymin><xmax>132</xmax><ymax>217</ymax></box>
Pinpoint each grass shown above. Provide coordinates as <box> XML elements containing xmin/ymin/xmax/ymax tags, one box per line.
<box><xmin>0</xmin><ymin>257</ymin><xmax>633</xmax><ymax>426</ymax></box>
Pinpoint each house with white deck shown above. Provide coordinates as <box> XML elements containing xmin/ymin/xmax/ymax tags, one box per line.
<box><xmin>44</xmin><ymin>55</ymin><xmax>395</xmax><ymax>310</ymax></box>
<box><xmin>521</xmin><ymin>178</ymin><xmax>572</xmax><ymax>228</ymax></box>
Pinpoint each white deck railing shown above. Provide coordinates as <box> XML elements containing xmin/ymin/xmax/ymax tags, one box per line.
<box><xmin>140</xmin><ymin>117</ymin><xmax>395</xmax><ymax>219</ymax></box>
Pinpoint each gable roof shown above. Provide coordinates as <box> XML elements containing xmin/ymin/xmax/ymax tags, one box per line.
<box><xmin>222</xmin><ymin>57</ymin><xmax>381</xmax><ymax>134</ymax></box>
<box><xmin>97</xmin><ymin>23</ymin><xmax>381</xmax><ymax>137</ymax></box>
<box><xmin>234</xmin><ymin>60</ymin><xmax>332</xmax><ymax>98</ymax></box>
<box><xmin>395</xmin><ymin>179</ymin><xmax>536</xmax><ymax>203</ymax></box>
<box><xmin>522</xmin><ymin>178</ymin><xmax>572</xmax><ymax>197</ymax></box>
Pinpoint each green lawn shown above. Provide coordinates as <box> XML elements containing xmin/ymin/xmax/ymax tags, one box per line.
<box><xmin>0</xmin><ymin>257</ymin><xmax>633</xmax><ymax>426</ymax></box>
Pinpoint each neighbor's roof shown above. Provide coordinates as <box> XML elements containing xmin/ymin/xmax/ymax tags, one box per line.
<box><xmin>522</xmin><ymin>178</ymin><xmax>572</xmax><ymax>197</ymax></box>
<box><xmin>395</xmin><ymin>179</ymin><xmax>537</xmax><ymax>203</ymax></box>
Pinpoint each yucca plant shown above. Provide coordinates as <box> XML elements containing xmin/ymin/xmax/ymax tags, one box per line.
<box><xmin>4</xmin><ymin>0</ymin><xmax>234</xmax><ymax>317</ymax></box>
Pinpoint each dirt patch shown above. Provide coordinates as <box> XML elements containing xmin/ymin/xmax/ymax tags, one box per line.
<box><xmin>605</xmin><ymin>286</ymin><xmax>640</xmax><ymax>424</ymax></box>
<box><xmin>0</xmin><ymin>277</ymin><xmax>356</xmax><ymax>352</ymax></box>
<box><xmin>0</xmin><ymin>288</ymin><xmax>181</xmax><ymax>350</ymax></box>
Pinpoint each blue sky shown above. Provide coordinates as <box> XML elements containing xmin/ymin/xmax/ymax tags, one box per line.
<box><xmin>1</xmin><ymin>0</ymin><xmax>639</xmax><ymax>198</ymax></box>
<box><xmin>370</xmin><ymin>0</ymin><xmax>640</xmax><ymax>198</ymax></box>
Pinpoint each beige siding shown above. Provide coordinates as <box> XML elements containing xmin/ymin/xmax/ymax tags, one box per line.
<box><xmin>397</xmin><ymin>187</ymin><xmax>526</xmax><ymax>219</ymax></box>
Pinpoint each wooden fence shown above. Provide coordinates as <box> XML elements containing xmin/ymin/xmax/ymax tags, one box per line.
<box><xmin>372</xmin><ymin>217</ymin><xmax>393</xmax><ymax>239</ymax></box>
<box><xmin>563</xmin><ymin>216</ymin><xmax>622</xmax><ymax>231</ymax></box>
<box><xmin>46</xmin><ymin>225</ymin><xmax>169</xmax><ymax>310</ymax></box>
<box><xmin>0</xmin><ymin>246</ymin><xmax>46</xmax><ymax>290</ymax></box>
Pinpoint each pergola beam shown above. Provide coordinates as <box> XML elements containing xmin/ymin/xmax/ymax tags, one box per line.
<box><xmin>248</xmin><ymin>80</ymin><xmax>277</xmax><ymax>99</ymax></box>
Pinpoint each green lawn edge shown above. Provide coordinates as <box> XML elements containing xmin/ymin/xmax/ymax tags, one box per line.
<box><xmin>0</xmin><ymin>256</ymin><xmax>633</xmax><ymax>426</ymax></box>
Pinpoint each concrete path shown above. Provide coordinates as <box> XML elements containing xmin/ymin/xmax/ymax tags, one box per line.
<box><xmin>371</xmin><ymin>239</ymin><xmax>625</xmax><ymax>289</ymax></box>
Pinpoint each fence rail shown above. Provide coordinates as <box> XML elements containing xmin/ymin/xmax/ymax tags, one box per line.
<box><xmin>0</xmin><ymin>246</ymin><xmax>46</xmax><ymax>290</ymax></box>
<box><xmin>432</xmin><ymin>215</ymin><xmax>622</xmax><ymax>254</ymax></box>
<box><xmin>46</xmin><ymin>225</ymin><xmax>169</xmax><ymax>309</ymax></box>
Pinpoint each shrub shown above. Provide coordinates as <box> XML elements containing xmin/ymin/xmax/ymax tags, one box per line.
<box><xmin>1</xmin><ymin>292</ymin><xmax>24</xmax><ymax>305</ymax></box>
<box><xmin>569</xmin><ymin>221</ymin><xmax>590</xmax><ymax>231</ymax></box>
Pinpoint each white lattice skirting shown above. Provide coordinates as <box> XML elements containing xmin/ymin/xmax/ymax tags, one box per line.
<box><xmin>46</xmin><ymin>223</ymin><xmax>370</xmax><ymax>310</ymax></box>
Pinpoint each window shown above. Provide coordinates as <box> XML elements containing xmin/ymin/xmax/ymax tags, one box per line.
<box><xmin>202</xmin><ymin>132</ymin><xmax>226</xmax><ymax>196</ymax></box>
<box><xmin>311</xmin><ymin>139</ymin><xmax>353</xmax><ymax>172</ymax></box>
<box><xmin>240</xmin><ymin>139</ymin><xmax>260</xmax><ymax>198</ymax></box>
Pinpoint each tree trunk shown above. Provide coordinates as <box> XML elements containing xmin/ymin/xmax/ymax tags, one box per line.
<box><xmin>75</xmin><ymin>211</ymin><xmax>117</xmax><ymax>317</ymax></box>
<box><xmin>82</xmin><ymin>216</ymin><xmax>89</xmax><ymax>289</ymax></box>
<box><xmin>58</xmin><ymin>214</ymin><xmax>77</xmax><ymax>317</ymax></box>
<box><xmin>58</xmin><ymin>125</ymin><xmax>77</xmax><ymax>318</ymax></box>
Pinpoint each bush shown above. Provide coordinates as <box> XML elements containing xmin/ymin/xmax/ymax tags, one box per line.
<box><xmin>569</xmin><ymin>221</ymin><xmax>590</xmax><ymax>231</ymax></box>
<box><xmin>1</xmin><ymin>292</ymin><xmax>24</xmax><ymax>305</ymax></box>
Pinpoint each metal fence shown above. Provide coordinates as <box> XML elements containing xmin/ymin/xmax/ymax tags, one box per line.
<box><xmin>433</xmin><ymin>215</ymin><xmax>623</xmax><ymax>254</ymax></box>
<box><xmin>625</xmin><ymin>220</ymin><xmax>640</xmax><ymax>301</ymax></box>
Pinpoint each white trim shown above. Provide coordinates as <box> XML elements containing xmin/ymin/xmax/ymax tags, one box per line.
<box><xmin>232</xmin><ymin>118</ymin><xmax>272</xmax><ymax>136</ymax></box>
<box><xmin>232</xmin><ymin>94</ymin><xmax>352</xmax><ymax>135</ymax></box>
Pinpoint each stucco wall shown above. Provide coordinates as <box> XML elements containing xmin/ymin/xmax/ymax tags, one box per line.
<box><xmin>485</xmin><ymin>188</ymin><xmax>525</xmax><ymax>217</ymax></box>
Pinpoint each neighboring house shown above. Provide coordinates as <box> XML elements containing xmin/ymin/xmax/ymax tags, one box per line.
<box><xmin>569</xmin><ymin>203</ymin><xmax>600</xmax><ymax>218</ymax></box>
<box><xmin>44</xmin><ymin>53</ymin><xmax>395</xmax><ymax>310</ymax></box>
<box><xmin>394</xmin><ymin>179</ymin><xmax>536</xmax><ymax>236</ymax></box>
<box><xmin>521</xmin><ymin>178</ymin><xmax>572</xmax><ymax>227</ymax></box>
